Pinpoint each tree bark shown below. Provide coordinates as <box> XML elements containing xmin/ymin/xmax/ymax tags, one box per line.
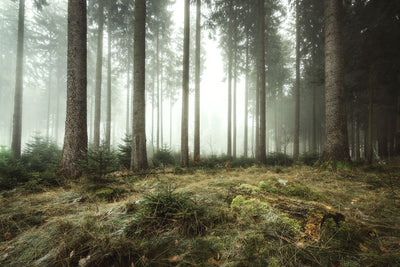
<box><xmin>321</xmin><ymin>0</ymin><xmax>350</xmax><ymax>162</ymax></box>
<box><xmin>311</xmin><ymin>86</ymin><xmax>317</xmax><ymax>153</ymax></box>
<box><xmin>59</xmin><ymin>0</ymin><xmax>87</xmax><ymax>178</ymax></box>
<box><xmin>11</xmin><ymin>0</ymin><xmax>25</xmax><ymax>158</ymax></box>
<box><xmin>227</xmin><ymin>2</ymin><xmax>233</xmax><ymax>158</ymax></box>
<box><xmin>244</xmin><ymin>33</ymin><xmax>249</xmax><ymax>158</ymax></box>
<box><xmin>130</xmin><ymin>0</ymin><xmax>148</xmax><ymax>171</ymax></box>
<box><xmin>126</xmin><ymin>46</ymin><xmax>131</xmax><ymax>135</ymax></box>
<box><xmin>194</xmin><ymin>0</ymin><xmax>201</xmax><ymax>163</ymax></box>
<box><xmin>180</xmin><ymin>0</ymin><xmax>190</xmax><ymax>167</ymax></box>
<box><xmin>258</xmin><ymin>0</ymin><xmax>266</xmax><ymax>163</ymax></box>
<box><xmin>156</xmin><ymin>28</ymin><xmax>160</xmax><ymax>151</ymax></box>
<box><xmin>293</xmin><ymin>0</ymin><xmax>300</xmax><ymax>160</ymax></box>
<box><xmin>355</xmin><ymin>118</ymin><xmax>360</xmax><ymax>160</ymax></box>
<box><xmin>93</xmin><ymin>0</ymin><xmax>104</xmax><ymax>150</ymax></box>
<box><xmin>46</xmin><ymin>55</ymin><xmax>52</xmax><ymax>140</ymax></box>
<box><xmin>105</xmin><ymin>0</ymin><xmax>112</xmax><ymax>150</ymax></box>
<box><xmin>367</xmin><ymin>64</ymin><xmax>374</xmax><ymax>164</ymax></box>
<box><xmin>233</xmin><ymin>47</ymin><xmax>237</xmax><ymax>158</ymax></box>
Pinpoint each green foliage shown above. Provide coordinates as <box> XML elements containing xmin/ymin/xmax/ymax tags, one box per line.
<box><xmin>94</xmin><ymin>187</ymin><xmax>126</xmax><ymax>202</ymax></box>
<box><xmin>199</xmin><ymin>155</ymin><xmax>257</xmax><ymax>169</ymax></box>
<box><xmin>81</xmin><ymin>145</ymin><xmax>119</xmax><ymax>181</ymax></box>
<box><xmin>265</xmin><ymin>153</ymin><xmax>293</xmax><ymax>166</ymax></box>
<box><xmin>117</xmin><ymin>134</ymin><xmax>131</xmax><ymax>169</ymax></box>
<box><xmin>258</xmin><ymin>180</ymin><xmax>325</xmax><ymax>201</ymax></box>
<box><xmin>21</xmin><ymin>136</ymin><xmax>61</xmax><ymax>172</ymax></box>
<box><xmin>125</xmin><ymin>186</ymin><xmax>208</xmax><ymax>237</ymax></box>
<box><xmin>0</xmin><ymin>148</ymin><xmax>30</xmax><ymax>189</ymax></box>
<box><xmin>300</xmin><ymin>152</ymin><xmax>320</xmax><ymax>166</ymax></box>
<box><xmin>152</xmin><ymin>147</ymin><xmax>176</xmax><ymax>167</ymax></box>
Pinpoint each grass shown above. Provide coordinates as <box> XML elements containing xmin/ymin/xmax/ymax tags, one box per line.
<box><xmin>0</xmin><ymin>165</ymin><xmax>399</xmax><ymax>266</ymax></box>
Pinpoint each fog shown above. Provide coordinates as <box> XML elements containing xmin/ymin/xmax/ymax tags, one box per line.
<box><xmin>1</xmin><ymin>0</ymin><xmax>399</xmax><ymax>161</ymax></box>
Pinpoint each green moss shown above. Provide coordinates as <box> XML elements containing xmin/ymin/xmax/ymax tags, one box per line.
<box><xmin>230</xmin><ymin>195</ymin><xmax>269</xmax><ymax>217</ymax></box>
<box><xmin>237</xmin><ymin>183</ymin><xmax>261</xmax><ymax>194</ymax></box>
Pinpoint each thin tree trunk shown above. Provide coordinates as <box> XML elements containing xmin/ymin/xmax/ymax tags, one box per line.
<box><xmin>126</xmin><ymin>47</ymin><xmax>131</xmax><ymax>135</ymax></box>
<box><xmin>367</xmin><ymin>64</ymin><xmax>374</xmax><ymax>164</ymax></box>
<box><xmin>226</xmin><ymin>1</ymin><xmax>234</xmax><ymax>157</ymax></box>
<box><xmin>194</xmin><ymin>0</ymin><xmax>201</xmax><ymax>163</ymax></box>
<box><xmin>46</xmin><ymin>56</ymin><xmax>52</xmax><ymax>140</ymax></box>
<box><xmin>321</xmin><ymin>0</ymin><xmax>350</xmax><ymax>162</ymax></box>
<box><xmin>293</xmin><ymin>0</ymin><xmax>300</xmax><ymax>160</ymax></box>
<box><xmin>105</xmin><ymin>0</ymin><xmax>112</xmax><ymax>149</ymax></box>
<box><xmin>258</xmin><ymin>0</ymin><xmax>266</xmax><ymax>163</ymax></box>
<box><xmin>311</xmin><ymin>86</ymin><xmax>317</xmax><ymax>153</ymax></box>
<box><xmin>59</xmin><ymin>0</ymin><xmax>87</xmax><ymax>178</ymax></box>
<box><xmin>355</xmin><ymin>117</ymin><xmax>360</xmax><ymax>160</ymax></box>
<box><xmin>55</xmin><ymin>61</ymin><xmax>61</xmax><ymax>144</ymax></box>
<box><xmin>244</xmin><ymin>33</ymin><xmax>249</xmax><ymax>158</ymax></box>
<box><xmin>160</xmin><ymin>65</ymin><xmax>164</xmax><ymax>148</ymax></box>
<box><xmin>156</xmin><ymin>28</ymin><xmax>160</xmax><ymax>151</ymax></box>
<box><xmin>170</xmin><ymin>97</ymin><xmax>173</xmax><ymax>148</ymax></box>
<box><xmin>93</xmin><ymin>0</ymin><xmax>105</xmax><ymax>150</ymax></box>
<box><xmin>233</xmin><ymin>47</ymin><xmax>237</xmax><ymax>158</ymax></box>
<box><xmin>131</xmin><ymin>0</ymin><xmax>148</xmax><ymax>171</ymax></box>
<box><xmin>11</xmin><ymin>0</ymin><xmax>25</xmax><ymax>158</ymax></box>
<box><xmin>180</xmin><ymin>0</ymin><xmax>190</xmax><ymax>167</ymax></box>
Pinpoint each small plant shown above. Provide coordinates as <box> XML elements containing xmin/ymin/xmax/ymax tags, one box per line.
<box><xmin>300</xmin><ymin>152</ymin><xmax>319</xmax><ymax>166</ymax></box>
<box><xmin>21</xmin><ymin>135</ymin><xmax>61</xmax><ymax>172</ymax></box>
<box><xmin>118</xmin><ymin>134</ymin><xmax>132</xmax><ymax>169</ymax></box>
<box><xmin>0</xmin><ymin>148</ymin><xmax>30</xmax><ymax>189</ymax></box>
<box><xmin>265</xmin><ymin>152</ymin><xmax>293</xmax><ymax>166</ymax></box>
<box><xmin>81</xmin><ymin>145</ymin><xmax>119</xmax><ymax>181</ymax></box>
<box><xmin>125</xmin><ymin>186</ymin><xmax>207</xmax><ymax>237</ymax></box>
<box><xmin>152</xmin><ymin>146</ymin><xmax>176</xmax><ymax>167</ymax></box>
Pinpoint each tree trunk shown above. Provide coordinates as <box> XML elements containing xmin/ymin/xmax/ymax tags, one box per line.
<box><xmin>194</xmin><ymin>0</ymin><xmax>201</xmax><ymax>163</ymax></box>
<box><xmin>11</xmin><ymin>0</ymin><xmax>25</xmax><ymax>158</ymax></box>
<box><xmin>156</xmin><ymin>28</ymin><xmax>160</xmax><ymax>151</ymax></box>
<box><xmin>258</xmin><ymin>0</ymin><xmax>266</xmax><ymax>163</ymax></box>
<box><xmin>46</xmin><ymin>56</ymin><xmax>52</xmax><ymax>140</ymax></box>
<box><xmin>367</xmin><ymin>64</ymin><xmax>374</xmax><ymax>164</ymax></box>
<box><xmin>293</xmin><ymin>0</ymin><xmax>300</xmax><ymax>160</ymax></box>
<box><xmin>233</xmin><ymin>47</ymin><xmax>237</xmax><ymax>158</ymax></box>
<box><xmin>59</xmin><ymin>0</ymin><xmax>87</xmax><ymax>178</ymax></box>
<box><xmin>126</xmin><ymin>46</ymin><xmax>131</xmax><ymax>135</ymax></box>
<box><xmin>311</xmin><ymin>86</ymin><xmax>317</xmax><ymax>153</ymax></box>
<box><xmin>244</xmin><ymin>33</ymin><xmax>249</xmax><ymax>158</ymax></box>
<box><xmin>93</xmin><ymin>0</ymin><xmax>104</xmax><ymax>150</ymax></box>
<box><xmin>180</xmin><ymin>0</ymin><xmax>190</xmax><ymax>167</ymax></box>
<box><xmin>227</xmin><ymin>3</ymin><xmax>233</xmax><ymax>158</ymax></box>
<box><xmin>130</xmin><ymin>0</ymin><xmax>148</xmax><ymax>171</ymax></box>
<box><xmin>355</xmin><ymin>118</ymin><xmax>360</xmax><ymax>160</ymax></box>
<box><xmin>105</xmin><ymin>0</ymin><xmax>112</xmax><ymax>149</ymax></box>
<box><xmin>321</xmin><ymin>0</ymin><xmax>350</xmax><ymax>162</ymax></box>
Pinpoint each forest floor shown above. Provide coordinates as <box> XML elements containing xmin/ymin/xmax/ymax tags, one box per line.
<box><xmin>1</xmin><ymin>163</ymin><xmax>400</xmax><ymax>266</ymax></box>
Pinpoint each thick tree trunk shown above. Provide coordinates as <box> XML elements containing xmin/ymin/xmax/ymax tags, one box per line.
<box><xmin>11</xmin><ymin>0</ymin><xmax>25</xmax><ymax>158</ymax></box>
<box><xmin>321</xmin><ymin>0</ymin><xmax>350</xmax><ymax>162</ymax></box>
<box><xmin>105</xmin><ymin>0</ymin><xmax>112</xmax><ymax>149</ymax></box>
<box><xmin>59</xmin><ymin>0</ymin><xmax>87</xmax><ymax>178</ymax></box>
<box><xmin>258</xmin><ymin>0</ymin><xmax>266</xmax><ymax>163</ymax></box>
<box><xmin>244</xmin><ymin>34</ymin><xmax>249</xmax><ymax>158</ymax></box>
<box><xmin>93</xmin><ymin>0</ymin><xmax>104</xmax><ymax>150</ymax></box>
<box><xmin>194</xmin><ymin>0</ymin><xmax>201</xmax><ymax>163</ymax></box>
<box><xmin>180</xmin><ymin>0</ymin><xmax>190</xmax><ymax>167</ymax></box>
<box><xmin>293</xmin><ymin>0</ymin><xmax>300</xmax><ymax>160</ymax></box>
<box><xmin>130</xmin><ymin>0</ymin><xmax>148</xmax><ymax>171</ymax></box>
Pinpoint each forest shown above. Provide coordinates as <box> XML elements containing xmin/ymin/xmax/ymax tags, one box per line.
<box><xmin>0</xmin><ymin>0</ymin><xmax>400</xmax><ymax>266</ymax></box>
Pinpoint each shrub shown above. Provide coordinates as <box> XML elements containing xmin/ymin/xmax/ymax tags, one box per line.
<box><xmin>21</xmin><ymin>136</ymin><xmax>61</xmax><ymax>172</ymax></box>
<box><xmin>152</xmin><ymin>147</ymin><xmax>176</xmax><ymax>167</ymax></box>
<box><xmin>265</xmin><ymin>152</ymin><xmax>293</xmax><ymax>166</ymax></box>
<box><xmin>81</xmin><ymin>145</ymin><xmax>119</xmax><ymax>181</ymax></box>
<box><xmin>117</xmin><ymin>134</ymin><xmax>131</xmax><ymax>169</ymax></box>
<box><xmin>0</xmin><ymin>148</ymin><xmax>30</xmax><ymax>189</ymax></box>
<box><xmin>125</xmin><ymin>186</ymin><xmax>207</xmax><ymax>237</ymax></box>
<box><xmin>300</xmin><ymin>152</ymin><xmax>319</xmax><ymax>166</ymax></box>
